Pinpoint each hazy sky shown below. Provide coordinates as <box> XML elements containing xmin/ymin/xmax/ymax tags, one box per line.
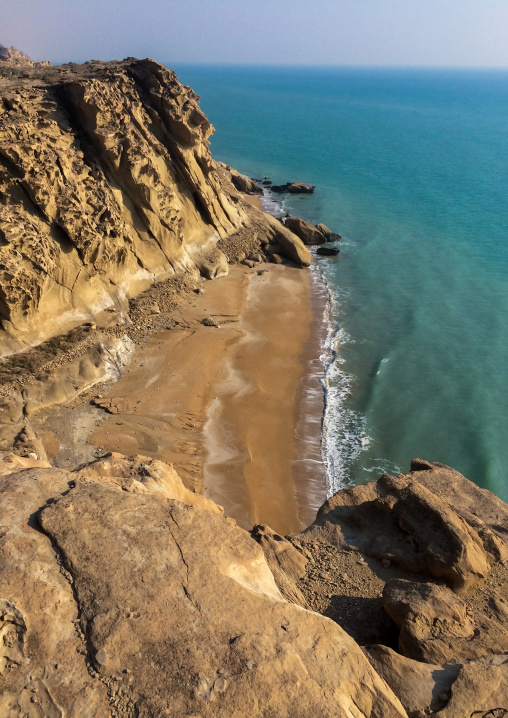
<box><xmin>2</xmin><ymin>0</ymin><xmax>508</xmax><ymax>68</ymax></box>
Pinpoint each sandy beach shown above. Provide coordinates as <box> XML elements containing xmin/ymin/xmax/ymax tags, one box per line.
<box><xmin>30</xmin><ymin>258</ymin><xmax>327</xmax><ymax>535</ymax></box>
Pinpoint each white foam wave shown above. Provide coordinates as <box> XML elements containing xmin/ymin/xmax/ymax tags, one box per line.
<box><xmin>312</xmin><ymin>266</ymin><xmax>372</xmax><ymax>497</ymax></box>
<box><xmin>253</xmin><ymin>183</ymin><xmax>372</xmax><ymax>498</ymax></box>
<box><xmin>260</xmin><ymin>188</ymin><xmax>285</xmax><ymax>218</ymax></box>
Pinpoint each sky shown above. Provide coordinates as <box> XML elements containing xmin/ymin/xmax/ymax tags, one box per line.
<box><xmin>2</xmin><ymin>0</ymin><xmax>508</xmax><ymax>68</ymax></box>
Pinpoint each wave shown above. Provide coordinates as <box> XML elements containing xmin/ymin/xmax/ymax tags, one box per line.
<box><xmin>257</xmin><ymin>181</ymin><xmax>372</xmax><ymax>498</ymax></box>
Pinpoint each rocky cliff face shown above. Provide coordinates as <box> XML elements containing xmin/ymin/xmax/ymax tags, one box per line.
<box><xmin>0</xmin><ymin>58</ymin><xmax>310</xmax><ymax>356</ymax></box>
<box><xmin>0</xmin><ymin>45</ymin><xmax>50</xmax><ymax>69</ymax></box>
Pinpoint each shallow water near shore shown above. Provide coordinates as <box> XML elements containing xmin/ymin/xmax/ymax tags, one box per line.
<box><xmin>172</xmin><ymin>64</ymin><xmax>508</xmax><ymax>503</ymax></box>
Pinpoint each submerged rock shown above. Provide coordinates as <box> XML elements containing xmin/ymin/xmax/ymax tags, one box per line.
<box><xmin>317</xmin><ymin>246</ymin><xmax>340</xmax><ymax>256</ymax></box>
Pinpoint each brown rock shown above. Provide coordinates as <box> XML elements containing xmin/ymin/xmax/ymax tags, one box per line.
<box><xmin>286</xmin><ymin>182</ymin><xmax>315</xmax><ymax>193</ymax></box>
<box><xmin>316</xmin><ymin>222</ymin><xmax>341</xmax><ymax>241</ymax></box>
<box><xmin>0</xmin><ymin>44</ymin><xmax>50</xmax><ymax>68</ymax></box>
<box><xmin>384</xmin><ymin>577</ymin><xmax>508</xmax><ymax>664</ymax></box>
<box><xmin>263</xmin><ymin>214</ymin><xmax>312</xmax><ymax>267</ymax></box>
<box><xmin>364</xmin><ymin>645</ymin><xmax>460</xmax><ymax>715</ymax></box>
<box><xmin>0</xmin><ymin>59</ymin><xmax>244</xmax><ymax>354</ymax></box>
<box><xmin>251</xmin><ymin>524</ymin><xmax>309</xmax><ymax>605</ymax></box>
<box><xmin>303</xmin><ymin>464</ymin><xmax>495</xmax><ymax>591</ymax></box>
<box><xmin>365</xmin><ymin>645</ymin><xmax>508</xmax><ymax>717</ymax></box>
<box><xmin>227</xmin><ymin>168</ymin><xmax>262</xmax><ymax>195</ymax></box>
<box><xmin>76</xmin><ymin>452</ymin><xmax>222</xmax><ymax>515</ymax></box>
<box><xmin>36</xmin><ymin>473</ymin><xmax>406</xmax><ymax>717</ymax></box>
<box><xmin>437</xmin><ymin>660</ymin><xmax>508</xmax><ymax>718</ymax></box>
<box><xmin>0</xmin><ymin>464</ymin><xmax>109</xmax><ymax>715</ymax></box>
<box><xmin>0</xmin><ymin>452</ymin><xmax>407</xmax><ymax>717</ymax></box>
<box><xmin>383</xmin><ymin>579</ymin><xmax>475</xmax><ymax>663</ymax></box>
<box><xmin>284</xmin><ymin>216</ymin><xmax>325</xmax><ymax>245</ymax></box>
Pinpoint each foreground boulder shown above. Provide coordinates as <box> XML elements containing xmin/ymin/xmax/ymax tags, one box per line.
<box><xmin>365</xmin><ymin>644</ymin><xmax>508</xmax><ymax>718</ymax></box>
<box><xmin>0</xmin><ymin>452</ymin><xmax>407</xmax><ymax>717</ymax></box>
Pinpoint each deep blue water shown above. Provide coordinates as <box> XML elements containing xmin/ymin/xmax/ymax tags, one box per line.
<box><xmin>172</xmin><ymin>64</ymin><xmax>508</xmax><ymax>501</ymax></box>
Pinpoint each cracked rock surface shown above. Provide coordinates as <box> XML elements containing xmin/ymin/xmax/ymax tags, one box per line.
<box><xmin>0</xmin><ymin>451</ymin><xmax>406</xmax><ymax>717</ymax></box>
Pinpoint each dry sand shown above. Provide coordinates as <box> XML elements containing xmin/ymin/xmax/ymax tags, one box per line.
<box><xmin>40</xmin><ymin>262</ymin><xmax>327</xmax><ymax>535</ymax></box>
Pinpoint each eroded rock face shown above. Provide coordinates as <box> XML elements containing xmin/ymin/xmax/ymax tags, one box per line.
<box><xmin>0</xmin><ymin>451</ymin><xmax>406</xmax><ymax>717</ymax></box>
<box><xmin>0</xmin><ymin>58</ymin><xmax>316</xmax><ymax>355</ymax></box>
<box><xmin>0</xmin><ymin>59</ymin><xmax>246</xmax><ymax>355</ymax></box>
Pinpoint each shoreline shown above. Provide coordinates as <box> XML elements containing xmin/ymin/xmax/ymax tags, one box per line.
<box><xmin>32</xmin><ymin>255</ymin><xmax>328</xmax><ymax>535</ymax></box>
<box><xmin>3</xmin><ymin>175</ymin><xmax>329</xmax><ymax>535</ymax></box>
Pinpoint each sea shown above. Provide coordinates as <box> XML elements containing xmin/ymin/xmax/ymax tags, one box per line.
<box><xmin>172</xmin><ymin>64</ymin><xmax>508</xmax><ymax>503</ymax></box>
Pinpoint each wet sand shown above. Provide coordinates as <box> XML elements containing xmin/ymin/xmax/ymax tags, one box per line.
<box><xmin>44</xmin><ymin>262</ymin><xmax>327</xmax><ymax>535</ymax></box>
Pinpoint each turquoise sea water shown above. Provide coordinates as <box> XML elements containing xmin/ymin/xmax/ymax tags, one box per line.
<box><xmin>172</xmin><ymin>64</ymin><xmax>508</xmax><ymax>502</ymax></box>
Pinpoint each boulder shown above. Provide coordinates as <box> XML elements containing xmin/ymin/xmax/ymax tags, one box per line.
<box><xmin>316</xmin><ymin>222</ymin><xmax>341</xmax><ymax>241</ymax></box>
<box><xmin>317</xmin><ymin>246</ymin><xmax>340</xmax><ymax>256</ymax></box>
<box><xmin>383</xmin><ymin>579</ymin><xmax>475</xmax><ymax>663</ymax></box>
<box><xmin>264</xmin><ymin>215</ymin><xmax>312</xmax><ymax>267</ymax></box>
<box><xmin>229</xmin><ymin>169</ymin><xmax>262</xmax><ymax>195</ymax></box>
<box><xmin>286</xmin><ymin>182</ymin><xmax>315</xmax><ymax>193</ymax></box>
<box><xmin>303</xmin><ymin>463</ymin><xmax>499</xmax><ymax>591</ymax></box>
<box><xmin>196</xmin><ymin>247</ymin><xmax>230</xmax><ymax>279</ymax></box>
<box><xmin>365</xmin><ymin>645</ymin><xmax>508</xmax><ymax>718</ymax></box>
<box><xmin>364</xmin><ymin>645</ymin><xmax>460</xmax><ymax>716</ymax></box>
<box><xmin>284</xmin><ymin>216</ymin><xmax>325</xmax><ymax>245</ymax></box>
<box><xmin>383</xmin><ymin>578</ymin><xmax>508</xmax><ymax>663</ymax></box>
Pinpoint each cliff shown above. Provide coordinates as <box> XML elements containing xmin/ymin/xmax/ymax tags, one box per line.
<box><xmin>0</xmin><ymin>45</ymin><xmax>50</xmax><ymax>69</ymax></box>
<box><xmin>0</xmin><ymin>57</ymin><xmax>310</xmax><ymax>356</ymax></box>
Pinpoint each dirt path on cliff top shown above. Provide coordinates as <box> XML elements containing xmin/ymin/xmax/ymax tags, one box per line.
<box><xmin>37</xmin><ymin>263</ymin><xmax>327</xmax><ymax>535</ymax></box>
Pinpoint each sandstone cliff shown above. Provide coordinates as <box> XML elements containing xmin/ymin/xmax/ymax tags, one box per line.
<box><xmin>0</xmin><ymin>58</ymin><xmax>310</xmax><ymax>356</ymax></box>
